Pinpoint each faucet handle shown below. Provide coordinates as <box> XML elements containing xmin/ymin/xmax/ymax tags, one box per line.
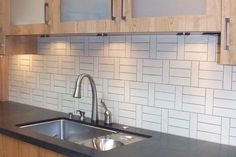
<box><xmin>76</xmin><ymin>110</ymin><xmax>85</xmax><ymax>121</ymax></box>
<box><xmin>101</xmin><ymin>99</ymin><xmax>112</xmax><ymax>125</ymax></box>
<box><xmin>68</xmin><ymin>112</ymin><xmax>74</xmax><ymax>119</ymax></box>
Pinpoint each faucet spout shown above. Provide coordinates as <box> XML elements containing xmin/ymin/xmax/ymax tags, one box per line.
<box><xmin>74</xmin><ymin>74</ymin><xmax>99</xmax><ymax>122</ymax></box>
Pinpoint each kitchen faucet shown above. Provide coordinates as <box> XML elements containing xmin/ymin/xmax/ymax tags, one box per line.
<box><xmin>73</xmin><ymin>73</ymin><xmax>99</xmax><ymax>122</ymax></box>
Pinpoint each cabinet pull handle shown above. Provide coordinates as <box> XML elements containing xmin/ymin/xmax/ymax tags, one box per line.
<box><xmin>121</xmin><ymin>0</ymin><xmax>126</xmax><ymax>20</ymax></box>
<box><xmin>111</xmin><ymin>0</ymin><xmax>116</xmax><ymax>21</ymax></box>
<box><xmin>44</xmin><ymin>2</ymin><xmax>49</xmax><ymax>25</ymax></box>
<box><xmin>225</xmin><ymin>18</ymin><xmax>230</xmax><ymax>51</ymax></box>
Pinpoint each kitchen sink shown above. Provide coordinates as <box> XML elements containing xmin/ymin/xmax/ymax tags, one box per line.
<box><xmin>18</xmin><ymin>118</ymin><xmax>148</xmax><ymax>151</ymax></box>
<box><xmin>19</xmin><ymin>119</ymin><xmax>116</xmax><ymax>143</ymax></box>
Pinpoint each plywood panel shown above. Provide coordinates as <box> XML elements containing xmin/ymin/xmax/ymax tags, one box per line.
<box><xmin>1</xmin><ymin>135</ymin><xmax>67</xmax><ymax>157</ymax></box>
<box><xmin>220</xmin><ymin>0</ymin><xmax>236</xmax><ymax>64</ymax></box>
<box><xmin>0</xmin><ymin>56</ymin><xmax>8</xmax><ymax>101</ymax></box>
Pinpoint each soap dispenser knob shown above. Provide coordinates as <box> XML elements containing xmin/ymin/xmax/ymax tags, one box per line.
<box><xmin>76</xmin><ymin>110</ymin><xmax>85</xmax><ymax>121</ymax></box>
<box><xmin>68</xmin><ymin>112</ymin><xmax>74</xmax><ymax>119</ymax></box>
<box><xmin>101</xmin><ymin>99</ymin><xmax>112</xmax><ymax>125</ymax></box>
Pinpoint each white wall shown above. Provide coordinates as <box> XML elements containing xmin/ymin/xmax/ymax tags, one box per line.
<box><xmin>8</xmin><ymin>34</ymin><xmax>236</xmax><ymax>146</ymax></box>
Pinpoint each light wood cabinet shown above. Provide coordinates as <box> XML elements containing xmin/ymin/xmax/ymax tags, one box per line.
<box><xmin>51</xmin><ymin>0</ymin><xmax>221</xmax><ymax>34</ymax></box>
<box><xmin>0</xmin><ymin>56</ymin><xmax>8</xmax><ymax>101</ymax></box>
<box><xmin>0</xmin><ymin>0</ymin><xmax>4</xmax><ymax>55</ymax></box>
<box><xmin>220</xmin><ymin>0</ymin><xmax>236</xmax><ymax>65</ymax></box>
<box><xmin>0</xmin><ymin>0</ymin><xmax>8</xmax><ymax>102</ymax></box>
<box><xmin>51</xmin><ymin>0</ymin><xmax>120</xmax><ymax>34</ymax></box>
<box><xmin>0</xmin><ymin>134</ymin><xmax>67</xmax><ymax>157</ymax></box>
<box><xmin>4</xmin><ymin>0</ymin><xmax>52</xmax><ymax>35</ymax></box>
<box><xmin>120</xmin><ymin>0</ymin><xmax>221</xmax><ymax>33</ymax></box>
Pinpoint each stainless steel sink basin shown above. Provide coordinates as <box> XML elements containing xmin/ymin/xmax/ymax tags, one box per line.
<box><xmin>19</xmin><ymin>118</ymin><xmax>148</xmax><ymax>151</ymax></box>
<box><xmin>92</xmin><ymin>137</ymin><xmax>124</xmax><ymax>151</ymax></box>
<box><xmin>19</xmin><ymin>119</ymin><xmax>116</xmax><ymax>143</ymax></box>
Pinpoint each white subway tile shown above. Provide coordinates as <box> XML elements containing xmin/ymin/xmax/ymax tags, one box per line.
<box><xmin>231</xmin><ymin>119</ymin><xmax>236</xmax><ymax>127</ymax></box>
<box><xmin>143</xmin><ymin>122</ymin><xmax>161</xmax><ymax>131</ymax></box>
<box><xmin>156</xmin><ymin>84</ymin><xmax>175</xmax><ymax>92</ymax></box>
<box><xmin>183</xmin><ymin>87</ymin><xmax>205</xmax><ymax>96</ymax></box>
<box><xmin>223</xmin><ymin>66</ymin><xmax>232</xmax><ymax>90</ymax></box>
<box><xmin>169</xmin><ymin>77</ymin><xmax>190</xmax><ymax>86</ymax></box>
<box><xmin>120</xmin><ymin>65</ymin><xmax>136</xmax><ymax>73</ymax></box>
<box><xmin>198</xmin><ymin>123</ymin><xmax>221</xmax><ymax>134</ymax></box>
<box><xmin>148</xmin><ymin>83</ymin><xmax>155</xmax><ymax>106</ymax></box>
<box><xmin>205</xmin><ymin>89</ymin><xmax>214</xmax><ymax>115</ymax></box>
<box><xmin>199</xmin><ymin>71</ymin><xmax>223</xmax><ymax>80</ymax></box>
<box><xmin>175</xmin><ymin>86</ymin><xmax>183</xmax><ymax>110</ymax></box>
<box><xmin>143</xmin><ymin>106</ymin><xmax>161</xmax><ymax>115</ymax></box>
<box><xmin>183</xmin><ymin>95</ymin><xmax>205</xmax><ymax>105</ymax></box>
<box><xmin>120</xmin><ymin>58</ymin><xmax>137</xmax><ymax>66</ymax></box>
<box><xmin>155</xmin><ymin>99</ymin><xmax>175</xmax><ymax>109</ymax></box>
<box><xmin>150</xmin><ymin>35</ymin><xmax>157</xmax><ymax>58</ymax></box>
<box><xmin>214</xmin><ymin>99</ymin><xmax>236</xmax><ymax>110</ymax></box>
<box><xmin>185</xmin><ymin>44</ymin><xmax>208</xmax><ymax>52</ymax></box>
<box><xmin>130</xmin><ymin>96</ymin><xmax>148</xmax><ymax>105</ymax></box>
<box><xmin>200</xmin><ymin>62</ymin><xmax>223</xmax><ymax>71</ymax></box>
<box><xmin>162</xmin><ymin>60</ymin><xmax>170</xmax><ymax>84</ymax></box>
<box><xmin>207</xmin><ymin>36</ymin><xmax>217</xmax><ymax>62</ymax></box>
<box><xmin>221</xmin><ymin>118</ymin><xmax>230</xmax><ymax>144</ymax></box>
<box><xmin>143</xmin><ymin>114</ymin><xmax>161</xmax><ymax>123</ymax></box>
<box><xmin>185</xmin><ymin>53</ymin><xmax>207</xmax><ymax>61</ymax></box>
<box><xmin>119</xmin><ymin>102</ymin><xmax>136</xmax><ymax>111</ymax></box>
<box><xmin>170</xmin><ymin>69</ymin><xmax>191</xmax><ymax>77</ymax></box>
<box><xmin>155</xmin><ymin>92</ymin><xmax>175</xmax><ymax>101</ymax></box>
<box><xmin>177</xmin><ymin>36</ymin><xmax>185</xmax><ymax>60</ymax></box>
<box><xmin>230</xmin><ymin>128</ymin><xmax>236</xmax><ymax>137</ymax></box>
<box><xmin>199</xmin><ymin>79</ymin><xmax>223</xmax><ymax>89</ymax></box>
<box><xmin>214</xmin><ymin>108</ymin><xmax>236</xmax><ymax>118</ymax></box>
<box><xmin>119</xmin><ymin>117</ymin><xmax>136</xmax><ymax>127</ymax></box>
<box><xmin>132</xmin><ymin>35</ymin><xmax>150</xmax><ymax>42</ymax></box>
<box><xmin>119</xmin><ymin>110</ymin><xmax>136</xmax><ymax>119</ymax></box>
<box><xmin>157</xmin><ymin>35</ymin><xmax>177</xmax><ymax>43</ymax></box>
<box><xmin>190</xmin><ymin>113</ymin><xmax>198</xmax><ymax>138</ymax></box>
<box><xmin>198</xmin><ymin>114</ymin><xmax>221</xmax><ymax>125</ymax></box>
<box><xmin>169</xmin><ymin>110</ymin><xmax>190</xmax><ymax>120</ymax></box>
<box><xmin>170</xmin><ymin>60</ymin><xmax>191</xmax><ymax>68</ymax></box>
<box><xmin>109</xmin><ymin>79</ymin><xmax>124</xmax><ymax>87</ymax></box>
<box><xmin>168</xmin><ymin>126</ymin><xmax>189</xmax><ymax>137</ymax></box>
<box><xmin>161</xmin><ymin>109</ymin><xmax>168</xmax><ymax>132</ymax></box>
<box><xmin>229</xmin><ymin>137</ymin><xmax>236</xmax><ymax>146</ymax></box>
<box><xmin>183</xmin><ymin>103</ymin><xmax>205</xmax><ymax>113</ymax></box>
<box><xmin>157</xmin><ymin>52</ymin><xmax>177</xmax><ymax>59</ymax></box>
<box><xmin>169</xmin><ymin>118</ymin><xmax>189</xmax><ymax>129</ymax></box>
<box><xmin>198</xmin><ymin>131</ymin><xmax>221</xmax><ymax>143</ymax></box>
<box><xmin>191</xmin><ymin>61</ymin><xmax>199</xmax><ymax>87</ymax></box>
<box><xmin>185</xmin><ymin>35</ymin><xmax>208</xmax><ymax>44</ymax></box>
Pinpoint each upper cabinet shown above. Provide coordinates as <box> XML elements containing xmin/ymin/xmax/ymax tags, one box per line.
<box><xmin>0</xmin><ymin>0</ymin><xmax>4</xmax><ymax>54</ymax></box>
<box><xmin>220</xmin><ymin>0</ymin><xmax>236</xmax><ymax>65</ymax></box>
<box><xmin>5</xmin><ymin>0</ymin><xmax>52</xmax><ymax>35</ymax></box>
<box><xmin>5</xmin><ymin>0</ymin><xmax>222</xmax><ymax>35</ymax></box>
<box><xmin>120</xmin><ymin>0</ymin><xmax>222</xmax><ymax>32</ymax></box>
<box><xmin>51</xmin><ymin>0</ymin><xmax>120</xmax><ymax>34</ymax></box>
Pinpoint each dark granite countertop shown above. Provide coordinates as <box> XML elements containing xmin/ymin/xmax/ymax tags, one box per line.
<box><xmin>1</xmin><ymin>101</ymin><xmax>236</xmax><ymax>157</ymax></box>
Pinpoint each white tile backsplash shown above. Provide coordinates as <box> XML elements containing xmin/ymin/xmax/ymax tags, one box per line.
<box><xmin>8</xmin><ymin>34</ymin><xmax>236</xmax><ymax>146</ymax></box>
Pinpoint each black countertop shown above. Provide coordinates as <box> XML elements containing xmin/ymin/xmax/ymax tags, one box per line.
<box><xmin>1</xmin><ymin>101</ymin><xmax>236</xmax><ymax>157</ymax></box>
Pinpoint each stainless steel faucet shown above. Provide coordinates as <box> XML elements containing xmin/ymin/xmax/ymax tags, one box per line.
<box><xmin>74</xmin><ymin>74</ymin><xmax>99</xmax><ymax>122</ymax></box>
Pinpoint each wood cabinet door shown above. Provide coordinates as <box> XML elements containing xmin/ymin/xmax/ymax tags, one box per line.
<box><xmin>1</xmin><ymin>135</ymin><xmax>67</xmax><ymax>157</ymax></box>
<box><xmin>0</xmin><ymin>135</ymin><xmax>4</xmax><ymax>157</ymax></box>
<box><xmin>220</xmin><ymin>0</ymin><xmax>236</xmax><ymax>65</ymax></box>
<box><xmin>0</xmin><ymin>56</ymin><xmax>8</xmax><ymax>101</ymax></box>
<box><xmin>0</xmin><ymin>0</ymin><xmax>4</xmax><ymax>55</ymax></box>
<box><xmin>4</xmin><ymin>0</ymin><xmax>51</xmax><ymax>35</ymax></box>
<box><xmin>50</xmin><ymin>0</ymin><xmax>120</xmax><ymax>34</ymax></box>
<box><xmin>120</xmin><ymin>0</ymin><xmax>221</xmax><ymax>33</ymax></box>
